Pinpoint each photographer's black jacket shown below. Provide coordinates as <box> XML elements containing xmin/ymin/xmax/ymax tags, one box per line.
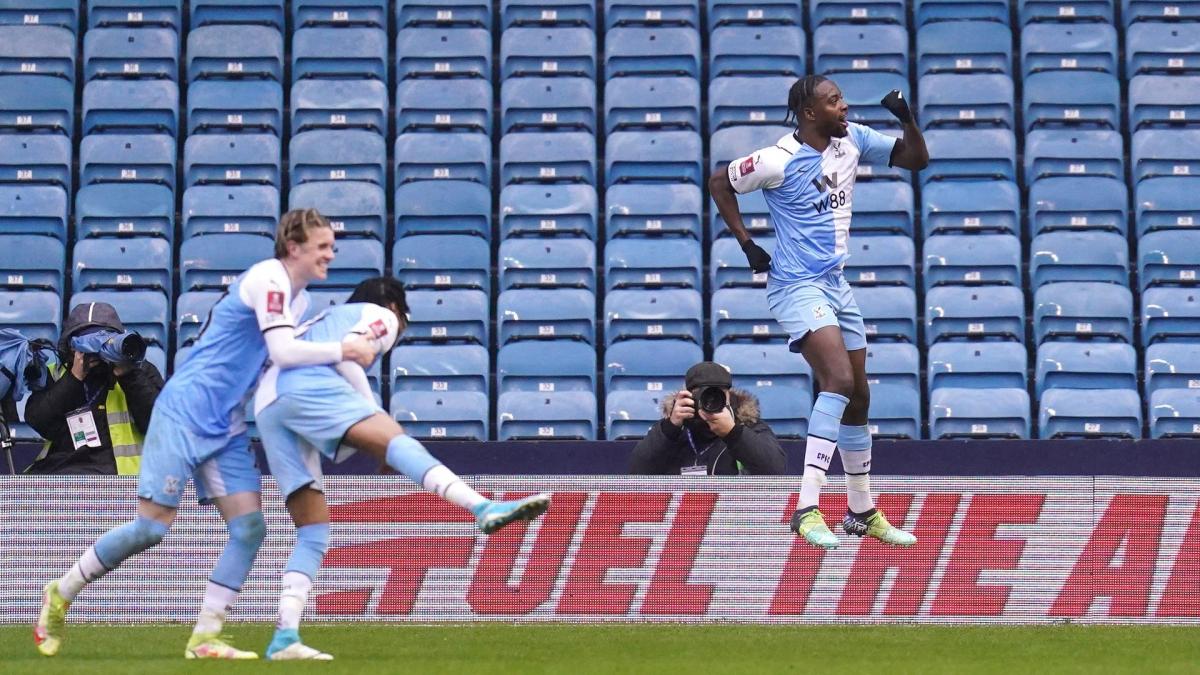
<box><xmin>25</xmin><ymin>362</ymin><xmax>163</xmax><ymax>475</ymax></box>
<box><xmin>628</xmin><ymin>388</ymin><xmax>787</xmax><ymax>476</ymax></box>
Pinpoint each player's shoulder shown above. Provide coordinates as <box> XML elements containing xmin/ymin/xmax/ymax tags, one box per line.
<box><xmin>241</xmin><ymin>257</ymin><xmax>288</xmax><ymax>288</ymax></box>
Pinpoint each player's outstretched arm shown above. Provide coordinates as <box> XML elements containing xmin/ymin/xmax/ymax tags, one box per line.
<box><xmin>709</xmin><ymin>167</ymin><xmax>772</xmax><ymax>273</ymax></box>
<box><xmin>880</xmin><ymin>90</ymin><xmax>929</xmax><ymax>171</ymax></box>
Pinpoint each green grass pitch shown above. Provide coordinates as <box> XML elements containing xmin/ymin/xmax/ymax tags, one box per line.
<box><xmin>2</xmin><ymin>624</ymin><xmax>1197</xmax><ymax>674</ymax></box>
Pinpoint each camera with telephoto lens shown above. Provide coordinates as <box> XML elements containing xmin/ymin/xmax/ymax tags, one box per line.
<box><xmin>70</xmin><ymin>330</ymin><xmax>146</xmax><ymax>365</ymax></box>
<box><xmin>690</xmin><ymin>386</ymin><xmax>728</xmax><ymax>415</ymax></box>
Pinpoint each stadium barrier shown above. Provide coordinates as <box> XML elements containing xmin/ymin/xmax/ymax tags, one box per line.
<box><xmin>2</xmin><ymin>476</ymin><xmax>1197</xmax><ymax>624</ymax></box>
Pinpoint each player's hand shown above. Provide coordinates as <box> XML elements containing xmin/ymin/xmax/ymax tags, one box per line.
<box><xmin>699</xmin><ymin>405</ymin><xmax>736</xmax><ymax>438</ymax></box>
<box><xmin>669</xmin><ymin>390</ymin><xmax>695</xmax><ymax>428</ymax></box>
<box><xmin>341</xmin><ymin>334</ymin><xmax>378</xmax><ymax>368</ymax></box>
<box><xmin>881</xmin><ymin>89</ymin><xmax>912</xmax><ymax>125</ymax></box>
<box><xmin>742</xmin><ymin>239</ymin><xmax>772</xmax><ymax>273</ymax></box>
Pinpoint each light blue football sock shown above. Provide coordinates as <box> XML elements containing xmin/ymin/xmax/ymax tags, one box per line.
<box><xmin>285</xmin><ymin>523</ymin><xmax>329</xmax><ymax>580</ymax></box>
<box><xmin>93</xmin><ymin>516</ymin><xmax>169</xmax><ymax>569</ymax></box>
<box><xmin>210</xmin><ymin>511</ymin><xmax>266</xmax><ymax>591</ymax></box>
<box><xmin>385</xmin><ymin>434</ymin><xmax>441</xmax><ymax>485</ymax></box>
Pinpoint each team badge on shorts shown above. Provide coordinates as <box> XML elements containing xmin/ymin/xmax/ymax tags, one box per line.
<box><xmin>163</xmin><ymin>475</ymin><xmax>180</xmax><ymax>496</ymax></box>
<box><xmin>812</xmin><ymin>304</ymin><xmax>831</xmax><ymax>320</ymax></box>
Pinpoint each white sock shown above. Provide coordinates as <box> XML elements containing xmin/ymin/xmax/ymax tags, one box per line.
<box><xmin>58</xmin><ymin>547</ymin><xmax>107</xmax><ymax>602</ymax></box>
<box><xmin>423</xmin><ymin>465</ymin><xmax>488</xmax><ymax>511</ymax></box>
<box><xmin>846</xmin><ymin>474</ymin><xmax>875</xmax><ymax>513</ymax></box>
<box><xmin>798</xmin><ymin>436</ymin><xmax>836</xmax><ymax>509</ymax></box>
<box><xmin>193</xmin><ymin>582</ymin><xmax>238</xmax><ymax>635</ymax></box>
<box><xmin>277</xmin><ymin>571</ymin><xmax>312</xmax><ymax>632</ymax></box>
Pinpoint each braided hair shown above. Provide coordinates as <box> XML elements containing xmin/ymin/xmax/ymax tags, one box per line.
<box><xmin>785</xmin><ymin>75</ymin><xmax>829</xmax><ymax>129</ymax></box>
<box><xmin>274</xmin><ymin>208</ymin><xmax>332</xmax><ymax>259</ymax></box>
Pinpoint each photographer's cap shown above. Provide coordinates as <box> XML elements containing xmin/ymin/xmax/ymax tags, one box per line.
<box><xmin>61</xmin><ymin>302</ymin><xmax>125</xmax><ymax>350</ymax></box>
<box><xmin>685</xmin><ymin>361</ymin><xmax>732</xmax><ymax>390</ymax></box>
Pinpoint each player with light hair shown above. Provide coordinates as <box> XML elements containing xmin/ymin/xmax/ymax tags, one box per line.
<box><xmin>709</xmin><ymin>76</ymin><xmax>929</xmax><ymax>549</ymax></box>
<box><xmin>36</xmin><ymin>209</ymin><xmax>379</xmax><ymax>659</ymax></box>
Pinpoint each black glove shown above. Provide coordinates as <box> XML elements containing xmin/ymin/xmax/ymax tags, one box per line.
<box><xmin>741</xmin><ymin>239</ymin><xmax>772</xmax><ymax>274</ymax></box>
<box><xmin>881</xmin><ymin>89</ymin><xmax>912</xmax><ymax>125</ymax></box>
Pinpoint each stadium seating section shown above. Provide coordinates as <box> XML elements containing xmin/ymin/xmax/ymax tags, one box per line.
<box><xmin>1</xmin><ymin>0</ymin><xmax>1198</xmax><ymax>441</ymax></box>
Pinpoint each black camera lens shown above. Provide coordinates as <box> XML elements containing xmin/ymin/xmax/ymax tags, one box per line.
<box><xmin>119</xmin><ymin>333</ymin><xmax>147</xmax><ymax>363</ymax></box>
<box><xmin>694</xmin><ymin>386</ymin><xmax>727</xmax><ymax>414</ymax></box>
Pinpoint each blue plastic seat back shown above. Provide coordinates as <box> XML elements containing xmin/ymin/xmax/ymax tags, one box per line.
<box><xmin>179</xmin><ymin>233</ymin><xmax>272</xmax><ymax>291</ymax></box>
<box><xmin>707</xmin><ymin>0</ymin><xmax>804</xmax><ymax>27</ymax></box>
<box><xmin>605</xmin><ymin>389</ymin><xmax>668</xmax><ymax>440</ymax></box>
<box><xmin>915</xmin><ymin>0</ymin><xmax>1010</xmax><ymax>26</ymax></box>
<box><xmin>1024</xmin><ymin>129</ymin><xmax>1124</xmax><ymax>181</ymax></box>
<box><xmin>82</xmin><ymin>79</ymin><xmax>179</xmax><ymax>136</ymax></box>
<box><xmin>498</xmin><ymin>340</ymin><xmax>596</xmax><ymax>393</ymax></box>
<box><xmin>500</xmin><ymin>27</ymin><xmax>596</xmax><ymax>78</ymax></box>
<box><xmin>0</xmin><ymin>290</ymin><xmax>61</xmax><ymax>341</ymax></box>
<box><xmin>1150</xmin><ymin>389</ymin><xmax>1200</xmax><ymax>438</ymax></box>
<box><xmin>922</xmin><ymin>179</ymin><xmax>1019</xmax><ymax>236</ymax></box>
<box><xmin>80</xmin><ymin>133</ymin><xmax>175</xmax><ymax>189</ymax></box>
<box><xmin>500</xmin><ymin>131</ymin><xmax>596</xmax><ymax>186</ymax></box>
<box><xmin>190</xmin><ymin>0</ymin><xmax>286</xmax><ymax>31</ymax></box>
<box><xmin>605</xmin><ymin>237</ymin><xmax>701</xmax><ymax>291</ymax></box>
<box><xmin>498</xmin><ymin>391</ymin><xmax>598</xmax><ymax>440</ymax></box>
<box><xmin>0</xmin><ymin>234</ymin><xmax>64</xmax><ymax>293</ymax></box>
<box><xmin>918</xmin><ymin>73</ymin><xmax>1015</xmax><ymax>130</ymax></box>
<box><xmin>857</xmin><ymin>286</ymin><xmax>919</xmax><ymax>343</ymax></box>
<box><xmin>293</xmin><ymin>0</ymin><xmax>387</xmax><ymax>29</ymax></box>
<box><xmin>711</xmin><ymin>287</ymin><xmax>787</xmax><ymax>345</ymax></box>
<box><xmin>74</xmin><ymin>237</ymin><xmax>172</xmax><ymax>296</ymax></box>
<box><xmin>836</xmin><ymin>71</ymin><xmax>910</xmax><ymax>129</ymax></box>
<box><xmin>400</xmin><ymin>78</ymin><xmax>493</xmax><ymax>134</ymax></box>
<box><xmin>752</xmin><ymin>386</ymin><xmax>810</xmax><ymax>438</ymax></box>
<box><xmin>1020</xmin><ymin>23</ymin><xmax>1118</xmax><ymax>76</ymax></box>
<box><xmin>1036</xmin><ymin>342</ymin><xmax>1137</xmax><ymax>396</ymax></box>
<box><xmin>923</xmin><ymin>233</ymin><xmax>1021</xmax><ymax>288</ymax></box>
<box><xmin>716</xmin><ymin>342</ymin><xmax>813</xmax><ymax>393</ymax></box>
<box><xmin>186</xmin><ymin>26</ymin><xmax>284</xmax><ymax>81</ymax></box>
<box><xmin>1132</xmin><ymin>129</ymin><xmax>1200</xmax><ymax>184</ymax></box>
<box><xmin>1126</xmin><ymin>22</ymin><xmax>1200</xmax><ymax>77</ymax></box>
<box><xmin>390</xmin><ymin>390</ymin><xmax>489</xmax><ymax>440</ymax></box>
<box><xmin>311</xmin><ymin>238</ymin><xmax>383</xmax><ymax>290</ymax></box>
<box><xmin>605</xmin><ymin>26</ymin><xmax>700</xmax><ymax>77</ymax></box>
<box><xmin>395</xmin><ymin>27</ymin><xmax>491</xmax><ymax>80</ymax></box>
<box><xmin>1038</xmin><ymin>388</ymin><xmax>1142</xmax><ymax>439</ymax></box>
<box><xmin>710</xmin><ymin>125</ymin><xmax>791</xmax><ymax>169</ymax></box>
<box><xmin>0</xmin><ymin>184</ymin><xmax>68</xmax><ymax>239</ymax></box>
<box><xmin>70</xmin><ymin>289</ymin><xmax>168</xmax><ymax>348</ymax></box>
<box><xmin>1143</xmin><ymin>288</ymin><xmax>1200</xmax><ymax>346</ymax></box>
<box><xmin>0</xmin><ymin>26</ymin><xmax>74</xmax><ymax>81</ymax></box>
<box><xmin>928</xmin><ymin>341</ymin><xmax>1027</xmax><ymax>392</ymax></box>
<box><xmin>403</xmin><ymin>289</ymin><xmax>489</xmax><ymax>345</ymax></box>
<box><xmin>810</xmin><ymin>0</ymin><xmax>905</xmax><ymax>26</ymax></box>
<box><xmin>497</xmin><ymin>288</ymin><xmax>595</xmax><ymax>345</ymax></box>
<box><xmin>931</xmin><ymin>387</ymin><xmax>1030</xmax><ymax>439</ymax></box>
<box><xmin>501</xmin><ymin>76</ymin><xmax>594</xmax><ymax>134</ymax></box>
<box><xmin>175</xmin><ymin>290</ymin><xmax>221</xmax><ymax>347</ymax></box>
<box><xmin>186</xmin><ymin>133</ymin><xmax>280</xmax><ymax>187</ymax></box>
<box><xmin>393</xmin><ymin>234</ymin><xmax>490</xmax><ymax>293</ymax></box>
<box><xmin>608</xmin><ymin>76</ymin><xmax>698</xmax><ymax>133</ymax></box>
<box><xmin>1</xmin><ymin>135</ymin><xmax>72</xmax><ymax>191</ymax></box>
<box><xmin>391</xmin><ymin>343</ymin><xmax>490</xmax><ymax>393</ymax></box>
<box><xmin>710</xmin><ymin>236</ymin><xmax>774</xmax><ymax>290</ymax></box>
<box><xmin>1140</xmin><ymin>231</ymin><xmax>1200</xmax><ymax>291</ymax></box>
<box><xmin>868</xmin><ymin>382</ymin><xmax>922</xmax><ymax>439</ymax></box>
<box><xmin>925</xmin><ymin>286</ymin><xmax>1024</xmax><ymax>344</ymax></box>
<box><xmin>1146</xmin><ymin>343</ymin><xmax>1200</xmax><ymax>396</ymax></box>
<box><xmin>916</xmin><ymin>21</ymin><xmax>1012</xmax><ymax>76</ymax></box>
<box><xmin>1030</xmin><ymin>231</ymin><xmax>1130</xmax><ymax>288</ymax></box>
<box><xmin>83</xmin><ymin>27</ymin><xmax>178</xmax><ymax>81</ymax></box>
<box><xmin>76</xmin><ymin>183</ymin><xmax>174</xmax><ymax>240</ymax></box>
<box><xmin>0</xmin><ymin>75</ymin><xmax>73</xmax><ymax>136</ymax></box>
<box><xmin>1034</xmin><ymin>281</ymin><xmax>1134</xmax><ymax>343</ymax></box>
<box><xmin>814</xmin><ymin>24</ymin><xmax>909</xmax><ymax>78</ymax></box>
<box><xmin>399</xmin><ymin>0</ymin><xmax>492</xmax><ymax>30</ymax></box>
<box><xmin>709</xmin><ymin>75</ymin><xmax>793</xmax><ymax>132</ymax></box>
<box><xmin>709</xmin><ymin>25</ymin><xmax>805</xmax><ymax>77</ymax></box>
<box><xmin>921</xmin><ymin>129</ymin><xmax>1016</xmax><ymax>183</ymax></box>
<box><xmin>605</xmin><ymin>130</ymin><xmax>703</xmax><ymax>186</ymax></box>
<box><xmin>182</xmin><ymin>184</ymin><xmax>279</xmax><ymax>239</ymax></box>
<box><xmin>500</xmin><ymin>184</ymin><xmax>598</xmax><ymax>240</ymax></box>
<box><xmin>394</xmin><ymin>132</ymin><xmax>492</xmax><ymax>186</ymax></box>
<box><xmin>604</xmin><ymin>338</ymin><xmax>702</xmax><ymax>392</ymax></box>
<box><xmin>1123</xmin><ymin>0</ymin><xmax>1200</xmax><ymax>25</ymax></box>
<box><xmin>289</xmin><ymin>180</ymin><xmax>385</xmax><ymax>240</ymax></box>
<box><xmin>865</xmin><ymin>341</ymin><xmax>920</xmax><ymax>389</ymax></box>
<box><xmin>290</xmin><ymin>78</ymin><xmax>387</xmax><ymax>134</ymax></box>
<box><xmin>1018</xmin><ymin>0</ymin><xmax>1114</xmax><ymax>24</ymax></box>
<box><xmin>845</xmin><ymin>235</ymin><xmax>915</xmax><ymax>288</ymax></box>
<box><xmin>187</xmin><ymin>80</ymin><xmax>283</xmax><ymax>136</ymax></box>
<box><xmin>87</xmin><ymin>0</ymin><xmax>182</xmax><ymax>29</ymax></box>
<box><xmin>499</xmin><ymin>237</ymin><xmax>597</xmax><ymax>291</ymax></box>
<box><xmin>605</xmin><ymin>288</ymin><xmax>702</xmax><ymax>346</ymax></box>
<box><xmin>710</xmin><ymin>188</ymin><xmax>776</xmax><ymax>241</ymax></box>
<box><xmin>1029</xmin><ymin>176</ymin><xmax>1128</xmax><ymax>236</ymax></box>
<box><xmin>305</xmin><ymin>289</ymin><xmax>348</xmax><ymax>315</ymax></box>
<box><xmin>395</xmin><ymin>179</ymin><xmax>491</xmax><ymax>239</ymax></box>
<box><xmin>1023</xmin><ymin>71</ymin><xmax>1120</xmax><ymax>132</ymax></box>
<box><xmin>501</xmin><ymin>0</ymin><xmax>595</xmax><ymax>29</ymax></box>
<box><xmin>849</xmin><ymin>180</ymin><xmax>914</xmax><ymax>236</ymax></box>
<box><xmin>292</xmin><ymin>27</ymin><xmax>387</xmax><ymax>81</ymax></box>
<box><xmin>1129</xmin><ymin>75</ymin><xmax>1200</xmax><ymax>132</ymax></box>
<box><xmin>290</xmin><ymin>129</ymin><xmax>384</xmax><ymax>186</ymax></box>
<box><xmin>0</xmin><ymin>0</ymin><xmax>79</xmax><ymax>31</ymax></box>
<box><xmin>607</xmin><ymin>183</ymin><xmax>701</xmax><ymax>239</ymax></box>
<box><xmin>606</xmin><ymin>0</ymin><xmax>700</xmax><ymax>28</ymax></box>
<box><xmin>1137</xmin><ymin>178</ymin><xmax>1200</xmax><ymax>236</ymax></box>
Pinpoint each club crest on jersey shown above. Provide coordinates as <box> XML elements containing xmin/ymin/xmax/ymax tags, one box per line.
<box><xmin>266</xmin><ymin>290</ymin><xmax>285</xmax><ymax>315</ymax></box>
<box><xmin>831</xmin><ymin>140</ymin><xmax>845</xmax><ymax>158</ymax></box>
<box><xmin>739</xmin><ymin>156</ymin><xmax>756</xmax><ymax>176</ymax></box>
<box><xmin>369</xmin><ymin>319</ymin><xmax>388</xmax><ymax>339</ymax></box>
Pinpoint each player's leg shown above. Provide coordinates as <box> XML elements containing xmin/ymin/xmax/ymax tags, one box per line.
<box><xmin>267</xmin><ymin>487</ymin><xmax>333</xmax><ymax>661</ymax></box>
<box><xmin>344</xmin><ymin>413</ymin><xmax>550</xmax><ymax>533</ymax></box>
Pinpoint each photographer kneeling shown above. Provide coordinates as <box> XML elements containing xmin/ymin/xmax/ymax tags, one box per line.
<box><xmin>25</xmin><ymin>302</ymin><xmax>163</xmax><ymax>475</ymax></box>
<box><xmin>629</xmin><ymin>362</ymin><xmax>786</xmax><ymax>476</ymax></box>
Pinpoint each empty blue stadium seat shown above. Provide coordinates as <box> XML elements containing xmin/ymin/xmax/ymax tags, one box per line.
<box><xmin>179</xmin><ymin>233</ymin><xmax>271</xmax><ymax>291</ymax></box>
<box><xmin>1024</xmin><ymin>129</ymin><xmax>1124</xmax><ymax>181</ymax></box>
<box><xmin>391</xmin><ymin>344</ymin><xmax>489</xmax><ymax>393</ymax></box>
<box><xmin>1019</xmin><ymin>0</ymin><xmax>1114</xmax><ymax>24</ymax></box>
<box><xmin>502</xmin><ymin>0</ymin><xmax>594</xmax><ymax>28</ymax></box>
<box><xmin>1130</xmin><ymin>75</ymin><xmax>1200</xmax><ymax>131</ymax></box>
<box><xmin>1132</xmin><ymin>129</ymin><xmax>1200</xmax><ymax>183</ymax></box>
<box><xmin>918</xmin><ymin>73</ymin><xmax>1014</xmax><ymax>129</ymax></box>
<box><xmin>498</xmin><ymin>288</ymin><xmax>594</xmax><ymax>344</ymax></box>
<box><xmin>71</xmin><ymin>289</ymin><xmax>168</xmax><ymax>348</ymax></box>
<box><xmin>845</xmin><ymin>235</ymin><xmax>915</xmax><ymax>287</ymax></box>
<box><xmin>87</xmin><ymin>0</ymin><xmax>181</xmax><ymax>28</ymax></box>
<box><xmin>1030</xmin><ymin>231</ymin><xmax>1129</xmax><ymax>288</ymax></box>
<box><xmin>606</xmin><ymin>26</ymin><xmax>700</xmax><ymax>77</ymax></box>
<box><xmin>607</xmin><ymin>184</ymin><xmax>702</xmax><ymax>239</ymax></box>
<box><xmin>0</xmin><ymin>75</ymin><xmax>73</xmax><ymax>136</ymax></box>
<box><xmin>606</xmin><ymin>288</ymin><xmax>703</xmax><ymax>345</ymax></box>
<box><xmin>0</xmin><ymin>26</ymin><xmax>74</xmax><ymax>80</ymax></box>
<box><xmin>914</xmin><ymin>0</ymin><xmax>1010</xmax><ymax>25</ymax></box>
<box><xmin>605</xmin><ymin>237</ymin><xmax>702</xmax><ymax>290</ymax></box>
<box><xmin>1034</xmin><ymin>281</ymin><xmax>1134</xmax><ymax>343</ymax></box>
<box><xmin>187</xmin><ymin>80</ymin><xmax>283</xmax><ymax>136</ymax></box>
<box><xmin>858</xmin><ymin>286</ymin><xmax>919</xmax><ymax>343</ymax></box>
<box><xmin>292</xmin><ymin>27</ymin><xmax>387</xmax><ymax>81</ymax></box>
<box><xmin>607</xmin><ymin>0</ymin><xmax>700</xmax><ymax>27</ymax></box>
<box><xmin>746</xmin><ymin>386</ymin><xmax>806</xmax><ymax>438</ymax></box>
<box><xmin>500</xmin><ymin>184</ymin><xmax>597</xmax><ymax>239</ymax></box>
<box><xmin>1146</xmin><ymin>343</ymin><xmax>1200</xmax><ymax>395</ymax></box>
<box><xmin>185</xmin><ymin>133</ymin><xmax>279</xmax><ymax>187</ymax></box>
<box><xmin>391</xmin><ymin>390</ymin><xmax>489</xmax><ymax>440</ymax></box>
<box><xmin>500</xmin><ymin>132</ymin><xmax>596</xmax><ymax>185</ymax></box>
<box><xmin>609</xmin><ymin>76</ymin><xmax>699</xmax><ymax>133</ymax></box>
<box><xmin>1020</xmin><ymin>23</ymin><xmax>1118</xmax><ymax>76</ymax></box>
<box><xmin>293</xmin><ymin>0</ymin><xmax>386</xmax><ymax>28</ymax></box>
<box><xmin>921</xmin><ymin>129</ymin><xmax>1016</xmax><ymax>183</ymax></box>
<box><xmin>922</xmin><ymin>179</ymin><xmax>1020</xmax><ymax>235</ymax></box>
<box><xmin>1136</xmin><ymin>177</ymin><xmax>1199</xmax><ymax>235</ymax></box>
<box><xmin>80</xmin><ymin>133</ymin><xmax>175</xmax><ymax>189</ymax></box>
<box><xmin>0</xmin><ymin>184</ymin><xmax>68</xmax><ymax>239</ymax></box>
<box><xmin>83</xmin><ymin>26</ymin><xmax>177</xmax><ymax>81</ymax></box>
<box><xmin>187</xmin><ymin>26</ymin><xmax>283</xmax><ymax>81</ymax></box>
<box><xmin>925</xmin><ymin>286</ymin><xmax>1024</xmax><ymax>344</ymax></box>
<box><xmin>605</xmin><ymin>389</ymin><xmax>666</xmax><ymax>440</ymax></box>
<box><xmin>1140</xmin><ymin>231</ymin><xmax>1200</xmax><ymax>290</ymax></box>
<box><xmin>606</xmin><ymin>130</ymin><xmax>703</xmax><ymax>186</ymax></box>
<box><xmin>0</xmin><ymin>134</ymin><xmax>72</xmax><ymax>193</ymax></box>
<box><xmin>398</xmin><ymin>0</ymin><xmax>490</xmax><ymax>28</ymax></box>
<box><xmin>399</xmin><ymin>78</ymin><xmax>492</xmax><ymax>133</ymax></box>
<box><xmin>395</xmin><ymin>27</ymin><xmax>491</xmax><ymax>80</ymax></box>
<box><xmin>814</xmin><ymin>24</ymin><xmax>908</xmax><ymax>77</ymax></box>
<box><xmin>931</xmin><ymin>387</ymin><xmax>1031</xmax><ymax>439</ymax></box>
<box><xmin>707</xmin><ymin>0</ymin><xmax>803</xmax><ymax>26</ymax></box>
<box><xmin>715</xmin><ymin>342</ymin><xmax>813</xmax><ymax>393</ymax></box>
<box><xmin>818</xmin><ymin>72</ymin><xmax>903</xmax><ymax>130</ymax></box>
<box><xmin>710</xmin><ymin>189</ymin><xmax>776</xmax><ymax>241</ymax></box>
<box><xmin>923</xmin><ymin>234</ymin><xmax>1021</xmax><ymax>288</ymax></box>
<box><xmin>865</xmin><ymin>341</ymin><xmax>920</xmax><ymax>389</ymax></box>
<box><xmin>1150</xmin><ymin>389</ymin><xmax>1200</xmax><ymax>438</ymax></box>
<box><xmin>74</xmin><ymin>237</ymin><xmax>171</xmax><ymax>295</ymax></box>
<box><xmin>1036</xmin><ymin>342</ymin><xmax>1136</xmax><ymax>396</ymax></box>
<box><xmin>175</xmin><ymin>290</ymin><xmax>220</xmax><ymax>347</ymax></box>
<box><xmin>502</xmin><ymin>76</ymin><xmax>593</xmax><ymax>133</ymax></box>
<box><xmin>290</xmin><ymin>129</ymin><xmax>384</xmax><ymax>186</ymax></box>
<box><xmin>710</xmin><ymin>236</ymin><xmax>774</xmax><ymax>289</ymax></box>
<box><xmin>289</xmin><ymin>180</ymin><xmax>385</xmax><ymax>240</ymax></box>
<box><xmin>1143</xmin><ymin>288</ymin><xmax>1200</xmax><ymax>345</ymax></box>
<box><xmin>182</xmin><ymin>184</ymin><xmax>278</xmax><ymax>239</ymax></box>
<box><xmin>709</xmin><ymin>25</ymin><xmax>805</xmax><ymax>77</ymax></box>
<box><xmin>605</xmin><ymin>338</ymin><xmax>702</xmax><ymax>391</ymax></box>
<box><xmin>82</xmin><ymin>79</ymin><xmax>178</xmax><ymax>136</ymax></box>
<box><xmin>916</xmin><ymin>20</ymin><xmax>1012</xmax><ymax>76</ymax></box>
<box><xmin>928</xmin><ymin>341</ymin><xmax>1027</xmax><ymax>392</ymax></box>
<box><xmin>395</xmin><ymin>180</ymin><xmax>490</xmax><ymax>239</ymax></box>
<box><xmin>1126</xmin><ymin>22</ymin><xmax>1200</xmax><ymax>76</ymax></box>
<box><xmin>76</xmin><ymin>183</ymin><xmax>173</xmax><ymax>240</ymax></box>
<box><xmin>394</xmin><ymin>132</ymin><xmax>491</xmax><ymax>186</ymax></box>
<box><xmin>1023</xmin><ymin>71</ymin><xmax>1120</xmax><ymax>131</ymax></box>
<box><xmin>501</xmin><ymin>26</ymin><xmax>596</xmax><ymax>78</ymax></box>
<box><xmin>190</xmin><ymin>0</ymin><xmax>285</xmax><ymax>30</ymax></box>
<box><xmin>291</xmin><ymin>79</ymin><xmax>387</xmax><ymax>134</ymax></box>
<box><xmin>710</xmin><ymin>125</ymin><xmax>791</xmax><ymax>169</ymax></box>
<box><xmin>312</xmin><ymin>238</ymin><xmax>382</xmax><ymax>289</ymax></box>
<box><xmin>0</xmin><ymin>290</ymin><xmax>60</xmax><ymax>341</ymax></box>
<box><xmin>0</xmin><ymin>0</ymin><xmax>78</xmax><ymax>31</ymax></box>
<box><xmin>810</xmin><ymin>0</ymin><xmax>904</xmax><ymax>24</ymax></box>
<box><xmin>1124</xmin><ymin>0</ymin><xmax>1200</xmax><ymax>24</ymax></box>
<box><xmin>711</xmin><ymin>287</ymin><xmax>786</xmax><ymax>345</ymax></box>
<box><xmin>498</xmin><ymin>391</ymin><xmax>597</xmax><ymax>440</ymax></box>
<box><xmin>1039</xmin><ymin>388</ymin><xmax>1142</xmax><ymax>439</ymax></box>
<box><xmin>849</xmin><ymin>181</ymin><xmax>914</xmax><ymax>236</ymax></box>
<box><xmin>402</xmin><ymin>289</ymin><xmax>488</xmax><ymax>345</ymax></box>
<box><xmin>708</xmin><ymin>75</ymin><xmax>790</xmax><ymax>131</ymax></box>
<box><xmin>0</xmin><ymin>234</ymin><xmax>63</xmax><ymax>293</ymax></box>
<box><xmin>305</xmin><ymin>289</ymin><xmax>347</xmax><ymax>314</ymax></box>
<box><xmin>499</xmin><ymin>237</ymin><xmax>596</xmax><ymax>290</ymax></box>
<box><xmin>868</xmin><ymin>382</ymin><xmax>922</xmax><ymax>439</ymax></box>
<box><xmin>498</xmin><ymin>340</ymin><xmax>596</xmax><ymax>393</ymax></box>
<box><xmin>393</xmin><ymin>234</ymin><xmax>489</xmax><ymax>293</ymax></box>
<box><xmin>1029</xmin><ymin>176</ymin><xmax>1128</xmax><ymax>236</ymax></box>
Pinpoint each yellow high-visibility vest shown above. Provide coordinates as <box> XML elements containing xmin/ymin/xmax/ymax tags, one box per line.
<box><xmin>36</xmin><ymin>363</ymin><xmax>143</xmax><ymax>475</ymax></box>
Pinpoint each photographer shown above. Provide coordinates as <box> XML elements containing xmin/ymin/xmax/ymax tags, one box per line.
<box><xmin>629</xmin><ymin>361</ymin><xmax>786</xmax><ymax>476</ymax></box>
<box><xmin>25</xmin><ymin>302</ymin><xmax>163</xmax><ymax>475</ymax></box>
